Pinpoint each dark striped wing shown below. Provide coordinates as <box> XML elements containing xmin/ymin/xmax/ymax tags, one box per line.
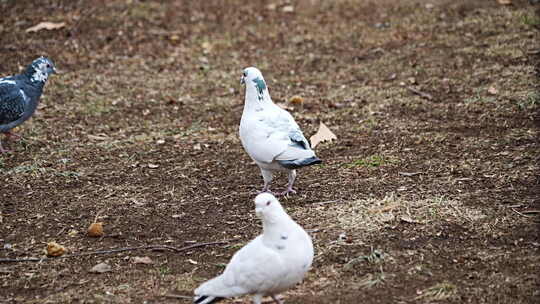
<box><xmin>0</xmin><ymin>79</ymin><xmax>26</xmax><ymax>125</ymax></box>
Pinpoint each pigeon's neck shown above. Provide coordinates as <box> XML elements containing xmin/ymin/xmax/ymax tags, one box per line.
<box><xmin>22</xmin><ymin>77</ymin><xmax>45</xmax><ymax>100</ymax></box>
<box><xmin>262</xmin><ymin>210</ymin><xmax>293</xmax><ymax>239</ymax></box>
<box><xmin>244</xmin><ymin>84</ymin><xmax>272</xmax><ymax>112</ymax></box>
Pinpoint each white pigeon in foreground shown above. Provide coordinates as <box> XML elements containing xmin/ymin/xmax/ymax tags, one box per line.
<box><xmin>193</xmin><ymin>193</ymin><xmax>314</xmax><ymax>304</ymax></box>
<box><xmin>239</xmin><ymin>67</ymin><xmax>321</xmax><ymax>195</ymax></box>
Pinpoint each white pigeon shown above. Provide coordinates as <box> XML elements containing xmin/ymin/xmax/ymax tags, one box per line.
<box><xmin>193</xmin><ymin>193</ymin><xmax>314</xmax><ymax>304</ymax></box>
<box><xmin>239</xmin><ymin>67</ymin><xmax>321</xmax><ymax>195</ymax></box>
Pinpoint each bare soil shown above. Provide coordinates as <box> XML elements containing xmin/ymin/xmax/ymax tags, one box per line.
<box><xmin>1</xmin><ymin>0</ymin><xmax>539</xmax><ymax>303</ymax></box>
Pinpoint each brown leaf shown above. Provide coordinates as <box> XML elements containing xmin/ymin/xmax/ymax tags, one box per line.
<box><xmin>282</xmin><ymin>5</ymin><xmax>294</xmax><ymax>12</ymax></box>
<box><xmin>289</xmin><ymin>95</ymin><xmax>304</xmax><ymax>105</ymax></box>
<box><xmin>87</xmin><ymin>222</ymin><xmax>104</xmax><ymax>237</ymax></box>
<box><xmin>487</xmin><ymin>86</ymin><xmax>498</xmax><ymax>95</ymax></box>
<box><xmin>399</xmin><ymin>172</ymin><xmax>422</xmax><ymax>177</ymax></box>
<box><xmin>45</xmin><ymin>242</ymin><xmax>67</xmax><ymax>257</ymax></box>
<box><xmin>497</xmin><ymin>0</ymin><xmax>512</xmax><ymax>5</ymax></box>
<box><xmin>310</xmin><ymin>122</ymin><xmax>337</xmax><ymax>148</ymax></box>
<box><xmin>26</xmin><ymin>22</ymin><xmax>66</xmax><ymax>33</ymax></box>
<box><xmin>132</xmin><ymin>256</ymin><xmax>153</xmax><ymax>264</ymax></box>
<box><xmin>89</xmin><ymin>262</ymin><xmax>112</xmax><ymax>273</ymax></box>
<box><xmin>400</xmin><ymin>215</ymin><xmax>416</xmax><ymax>223</ymax></box>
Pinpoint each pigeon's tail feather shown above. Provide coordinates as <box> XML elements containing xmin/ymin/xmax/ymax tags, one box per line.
<box><xmin>278</xmin><ymin>156</ymin><xmax>322</xmax><ymax>169</ymax></box>
<box><xmin>193</xmin><ymin>295</ymin><xmax>225</xmax><ymax>304</ymax></box>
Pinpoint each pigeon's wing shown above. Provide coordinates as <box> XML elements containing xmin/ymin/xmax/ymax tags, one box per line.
<box><xmin>0</xmin><ymin>79</ymin><xmax>27</xmax><ymax>125</ymax></box>
<box><xmin>270</xmin><ymin>107</ymin><xmax>315</xmax><ymax>161</ymax></box>
<box><xmin>195</xmin><ymin>236</ymin><xmax>286</xmax><ymax>298</ymax></box>
<box><xmin>241</xmin><ymin>106</ymin><xmax>313</xmax><ymax>163</ymax></box>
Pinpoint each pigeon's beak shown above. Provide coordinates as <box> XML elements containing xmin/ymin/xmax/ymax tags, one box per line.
<box><xmin>52</xmin><ymin>67</ymin><xmax>58</xmax><ymax>74</ymax></box>
<box><xmin>240</xmin><ymin>75</ymin><xmax>245</xmax><ymax>85</ymax></box>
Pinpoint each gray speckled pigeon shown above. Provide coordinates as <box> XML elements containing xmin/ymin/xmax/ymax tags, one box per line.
<box><xmin>239</xmin><ymin>67</ymin><xmax>322</xmax><ymax>195</ymax></box>
<box><xmin>0</xmin><ymin>57</ymin><xmax>56</xmax><ymax>153</ymax></box>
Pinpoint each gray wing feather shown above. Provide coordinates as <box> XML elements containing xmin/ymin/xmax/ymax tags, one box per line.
<box><xmin>0</xmin><ymin>80</ymin><xmax>26</xmax><ymax>126</ymax></box>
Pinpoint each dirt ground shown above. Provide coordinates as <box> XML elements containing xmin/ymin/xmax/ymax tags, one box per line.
<box><xmin>1</xmin><ymin>0</ymin><xmax>539</xmax><ymax>303</ymax></box>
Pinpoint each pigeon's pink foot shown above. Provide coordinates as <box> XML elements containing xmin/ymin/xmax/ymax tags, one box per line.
<box><xmin>280</xmin><ymin>187</ymin><xmax>297</xmax><ymax>196</ymax></box>
<box><xmin>0</xmin><ymin>144</ymin><xmax>11</xmax><ymax>154</ymax></box>
<box><xmin>5</xmin><ymin>131</ymin><xmax>21</xmax><ymax>141</ymax></box>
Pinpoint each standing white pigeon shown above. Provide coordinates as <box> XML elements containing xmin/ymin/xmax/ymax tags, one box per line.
<box><xmin>193</xmin><ymin>193</ymin><xmax>314</xmax><ymax>304</ymax></box>
<box><xmin>239</xmin><ymin>67</ymin><xmax>321</xmax><ymax>195</ymax></box>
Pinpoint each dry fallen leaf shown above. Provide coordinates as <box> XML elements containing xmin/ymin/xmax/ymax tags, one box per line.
<box><xmin>68</xmin><ymin>229</ymin><xmax>78</xmax><ymax>237</ymax></box>
<box><xmin>45</xmin><ymin>242</ymin><xmax>67</xmax><ymax>257</ymax></box>
<box><xmin>26</xmin><ymin>22</ymin><xmax>66</xmax><ymax>33</ymax></box>
<box><xmin>148</xmin><ymin>164</ymin><xmax>159</xmax><ymax>169</ymax></box>
<box><xmin>282</xmin><ymin>5</ymin><xmax>294</xmax><ymax>12</ymax></box>
<box><xmin>132</xmin><ymin>256</ymin><xmax>153</xmax><ymax>264</ymax></box>
<box><xmin>310</xmin><ymin>122</ymin><xmax>337</xmax><ymax>148</ymax></box>
<box><xmin>400</xmin><ymin>215</ymin><xmax>416</xmax><ymax>223</ymax></box>
<box><xmin>289</xmin><ymin>95</ymin><xmax>304</xmax><ymax>105</ymax></box>
<box><xmin>90</xmin><ymin>262</ymin><xmax>112</xmax><ymax>273</ymax></box>
<box><xmin>87</xmin><ymin>134</ymin><xmax>109</xmax><ymax>141</ymax></box>
<box><xmin>87</xmin><ymin>222</ymin><xmax>104</xmax><ymax>237</ymax></box>
<box><xmin>487</xmin><ymin>86</ymin><xmax>498</xmax><ymax>95</ymax></box>
<box><xmin>399</xmin><ymin>172</ymin><xmax>422</xmax><ymax>177</ymax></box>
<box><xmin>497</xmin><ymin>0</ymin><xmax>512</xmax><ymax>5</ymax></box>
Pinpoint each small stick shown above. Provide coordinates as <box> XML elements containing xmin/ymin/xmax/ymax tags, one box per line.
<box><xmin>406</xmin><ymin>86</ymin><xmax>433</xmax><ymax>100</ymax></box>
<box><xmin>0</xmin><ymin>241</ymin><xmax>229</xmax><ymax>263</ymax></box>
<box><xmin>510</xmin><ymin>208</ymin><xmax>531</xmax><ymax>218</ymax></box>
<box><xmin>313</xmin><ymin>200</ymin><xmax>341</xmax><ymax>205</ymax></box>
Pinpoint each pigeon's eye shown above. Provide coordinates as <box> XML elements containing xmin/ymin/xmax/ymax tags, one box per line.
<box><xmin>243</xmin><ymin>72</ymin><xmax>247</xmax><ymax>77</ymax></box>
<box><xmin>46</xmin><ymin>64</ymin><xmax>51</xmax><ymax>68</ymax></box>
<box><xmin>266</xmin><ymin>201</ymin><xmax>271</xmax><ymax>206</ymax></box>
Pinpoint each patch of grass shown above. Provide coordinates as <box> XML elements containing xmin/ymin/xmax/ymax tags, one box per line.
<box><xmin>174</xmin><ymin>275</ymin><xmax>200</xmax><ymax>291</ymax></box>
<box><xmin>55</xmin><ymin>171</ymin><xmax>81</xmax><ymax>178</ymax></box>
<box><xmin>464</xmin><ymin>89</ymin><xmax>497</xmax><ymax>104</ymax></box>
<box><xmin>521</xmin><ymin>14</ymin><xmax>540</xmax><ymax>26</ymax></box>
<box><xmin>11</xmin><ymin>163</ymin><xmax>47</xmax><ymax>174</ymax></box>
<box><xmin>213</xmin><ymin>263</ymin><xmax>227</xmax><ymax>268</ymax></box>
<box><xmin>344</xmin><ymin>155</ymin><xmax>388</xmax><ymax>168</ymax></box>
<box><xmin>225</xmin><ymin>243</ymin><xmax>244</xmax><ymax>250</ymax></box>
<box><xmin>327</xmin><ymin>194</ymin><xmax>484</xmax><ymax>233</ymax></box>
<box><xmin>345</xmin><ymin>248</ymin><xmax>387</xmax><ymax>270</ymax></box>
<box><xmin>415</xmin><ymin>282</ymin><xmax>457</xmax><ymax>301</ymax></box>
<box><xmin>356</xmin><ymin>267</ymin><xmax>387</xmax><ymax>289</ymax></box>
<box><xmin>157</xmin><ymin>266</ymin><xmax>171</xmax><ymax>276</ymax></box>
<box><xmin>517</xmin><ymin>92</ymin><xmax>540</xmax><ymax>110</ymax></box>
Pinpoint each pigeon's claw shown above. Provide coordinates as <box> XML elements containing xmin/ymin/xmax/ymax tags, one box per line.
<box><xmin>280</xmin><ymin>187</ymin><xmax>297</xmax><ymax>196</ymax></box>
<box><xmin>0</xmin><ymin>143</ymin><xmax>11</xmax><ymax>153</ymax></box>
<box><xmin>5</xmin><ymin>131</ymin><xmax>21</xmax><ymax>141</ymax></box>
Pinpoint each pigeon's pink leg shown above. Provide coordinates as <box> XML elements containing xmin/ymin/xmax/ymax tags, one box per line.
<box><xmin>280</xmin><ymin>187</ymin><xmax>297</xmax><ymax>196</ymax></box>
<box><xmin>259</xmin><ymin>169</ymin><xmax>274</xmax><ymax>194</ymax></box>
<box><xmin>5</xmin><ymin>131</ymin><xmax>21</xmax><ymax>141</ymax></box>
<box><xmin>0</xmin><ymin>141</ymin><xmax>10</xmax><ymax>153</ymax></box>
<box><xmin>258</xmin><ymin>185</ymin><xmax>274</xmax><ymax>195</ymax></box>
<box><xmin>280</xmin><ymin>170</ymin><xmax>297</xmax><ymax>196</ymax></box>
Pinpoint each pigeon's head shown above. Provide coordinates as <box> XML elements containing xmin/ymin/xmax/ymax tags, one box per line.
<box><xmin>241</xmin><ymin>67</ymin><xmax>267</xmax><ymax>101</ymax></box>
<box><xmin>26</xmin><ymin>56</ymin><xmax>56</xmax><ymax>83</ymax></box>
<box><xmin>254</xmin><ymin>192</ymin><xmax>283</xmax><ymax>217</ymax></box>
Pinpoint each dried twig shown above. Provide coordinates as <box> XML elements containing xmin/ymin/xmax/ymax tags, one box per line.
<box><xmin>510</xmin><ymin>208</ymin><xmax>531</xmax><ymax>218</ymax></box>
<box><xmin>406</xmin><ymin>86</ymin><xmax>433</xmax><ymax>100</ymax></box>
<box><xmin>313</xmin><ymin>200</ymin><xmax>342</xmax><ymax>205</ymax></box>
<box><xmin>0</xmin><ymin>241</ymin><xmax>229</xmax><ymax>263</ymax></box>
